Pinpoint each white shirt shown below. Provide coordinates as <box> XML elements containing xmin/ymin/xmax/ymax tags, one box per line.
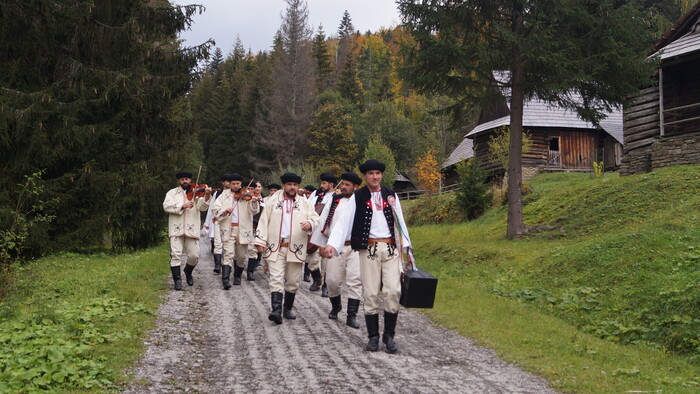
<box><xmin>280</xmin><ymin>198</ymin><xmax>294</xmax><ymax>239</ymax></box>
<box><xmin>369</xmin><ymin>191</ymin><xmax>391</xmax><ymax>238</ymax></box>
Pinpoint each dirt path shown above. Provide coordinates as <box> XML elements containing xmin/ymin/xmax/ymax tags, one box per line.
<box><xmin>124</xmin><ymin>251</ymin><xmax>555</xmax><ymax>393</ymax></box>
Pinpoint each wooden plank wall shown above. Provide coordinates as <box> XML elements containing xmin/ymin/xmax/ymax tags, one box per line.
<box><xmin>560</xmin><ymin>131</ymin><xmax>596</xmax><ymax>169</ymax></box>
<box><xmin>623</xmin><ymin>85</ymin><xmax>660</xmax><ymax>152</ymax></box>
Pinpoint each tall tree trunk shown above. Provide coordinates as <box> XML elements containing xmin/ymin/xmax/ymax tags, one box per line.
<box><xmin>507</xmin><ymin>11</ymin><xmax>526</xmax><ymax>240</ymax></box>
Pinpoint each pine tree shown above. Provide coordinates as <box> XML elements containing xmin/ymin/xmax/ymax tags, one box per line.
<box><xmin>312</xmin><ymin>25</ymin><xmax>333</xmax><ymax>90</ymax></box>
<box><xmin>0</xmin><ymin>0</ymin><xmax>210</xmax><ymax>253</ymax></box>
<box><xmin>400</xmin><ymin>0</ymin><xmax>652</xmax><ymax>239</ymax></box>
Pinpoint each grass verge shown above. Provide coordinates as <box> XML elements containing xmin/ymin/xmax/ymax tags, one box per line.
<box><xmin>0</xmin><ymin>244</ymin><xmax>168</xmax><ymax>392</ymax></box>
<box><xmin>409</xmin><ymin>165</ymin><xmax>700</xmax><ymax>392</ymax></box>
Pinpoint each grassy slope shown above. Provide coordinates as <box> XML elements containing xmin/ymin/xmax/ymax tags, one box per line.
<box><xmin>409</xmin><ymin>165</ymin><xmax>700</xmax><ymax>393</ymax></box>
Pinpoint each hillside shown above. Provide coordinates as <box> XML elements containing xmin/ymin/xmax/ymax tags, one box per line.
<box><xmin>409</xmin><ymin>165</ymin><xmax>700</xmax><ymax>391</ymax></box>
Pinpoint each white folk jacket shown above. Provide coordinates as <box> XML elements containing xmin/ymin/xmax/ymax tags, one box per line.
<box><xmin>211</xmin><ymin>188</ymin><xmax>260</xmax><ymax>244</ymax></box>
<box><xmin>254</xmin><ymin>190</ymin><xmax>320</xmax><ymax>263</ymax></box>
<box><xmin>163</xmin><ymin>187</ymin><xmax>210</xmax><ymax>239</ymax></box>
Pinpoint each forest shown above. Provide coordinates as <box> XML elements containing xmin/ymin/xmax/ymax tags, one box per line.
<box><xmin>0</xmin><ymin>0</ymin><xmax>694</xmax><ymax>263</ymax></box>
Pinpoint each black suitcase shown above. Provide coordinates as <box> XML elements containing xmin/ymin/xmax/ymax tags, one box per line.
<box><xmin>400</xmin><ymin>267</ymin><xmax>437</xmax><ymax>308</ymax></box>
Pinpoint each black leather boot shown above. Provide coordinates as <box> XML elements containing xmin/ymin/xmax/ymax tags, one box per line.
<box><xmin>303</xmin><ymin>263</ymin><xmax>311</xmax><ymax>282</ymax></box>
<box><xmin>170</xmin><ymin>266</ymin><xmax>183</xmax><ymax>291</ymax></box>
<box><xmin>346</xmin><ymin>298</ymin><xmax>360</xmax><ymax>329</ymax></box>
<box><xmin>222</xmin><ymin>265</ymin><xmax>232</xmax><ymax>290</ymax></box>
<box><xmin>283</xmin><ymin>291</ymin><xmax>297</xmax><ymax>319</ymax></box>
<box><xmin>233</xmin><ymin>265</ymin><xmax>243</xmax><ymax>285</ymax></box>
<box><xmin>328</xmin><ymin>296</ymin><xmax>342</xmax><ymax>319</ymax></box>
<box><xmin>246</xmin><ymin>258</ymin><xmax>256</xmax><ymax>281</ymax></box>
<box><xmin>183</xmin><ymin>264</ymin><xmax>195</xmax><ymax>286</ymax></box>
<box><xmin>321</xmin><ymin>282</ymin><xmax>328</xmax><ymax>297</ymax></box>
<box><xmin>365</xmin><ymin>314</ymin><xmax>380</xmax><ymax>351</ymax></box>
<box><xmin>382</xmin><ymin>311</ymin><xmax>399</xmax><ymax>354</ymax></box>
<box><xmin>269</xmin><ymin>292</ymin><xmax>283</xmax><ymax>324</ymax></box>
<box><xmin>309</xmin><ymin>269</ymin><xmax>322</xmax><ymax>291</ymax></box>
<box><xmin>213</xmin><ymin>254</ymin><xmax>222</xmax><ymax>274</ymax></box>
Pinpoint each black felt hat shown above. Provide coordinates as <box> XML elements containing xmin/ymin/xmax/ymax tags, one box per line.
<box><xmin>304</xmin><ymin>185</ymin><xmax>317</xmax><ymax>192</ymax></box>
<box><xmin>229</xmin><ymin>173</ymin><xmax>243</xmax><ymax>181</ymax></box>
<box><xmin>280</xmin><ymin>172</ymin><xmax>302</xmax><ymax>184</ymax></box>
<box><xmin>358</xmin><ymin>159</ymin><xmax>386</xmax><ymax>174</ymax></box>
<box><xmin>175</xmin><ymin>171</ymin><xmax>193</xmax><ymax>179</ymax></box>
<box><xmin>340</xmin><ymin>172</ymin><xmax>362</xmax><ymax>185</ymax></box>
<box><xmin>319</xmin><ymin>172</ymin><xmax>337</xmax><ymax>184</ymax></box>
<box><xmin>267</xmin><ymin>183</ymin><xmax>281</xmax><ymax>190</ymax></box>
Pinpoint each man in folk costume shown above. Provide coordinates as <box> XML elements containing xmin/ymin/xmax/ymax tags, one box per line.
<box><xmin>211</xmin><ymin>173</ymin><xmax>260</xmax><ymax>290</ymax></box>
<box><xmin>323</xmin><ymin>159</ymin><xmax>412</xmax><ymax>353</ymax></box>
<box><xmin>315</xmin><ymin>172</ymin><xmax>363</xmax><ymax>329</ymax></box>
<box><xmin>209</xmin><ymin>174</ymin><xmax>231</xmax><ymax>274</ymax></box>
<box><xmin>306</xmin><ymin>173</ymin><xmax>337</xmax><ymax>295</ymax></box>
<box><xmin>255</xmin><ymin>173</ymin><xmax>320</xmax><ymax>325</ymax></box>
<box><xmin>265</xmin><ymin>183</ymin><xmax>280</xmax><ymax>202</ymax></box>
<box><xmin>163</xmin><ymin>171</ymin><xmax>212</xmax><ymax>290</ymax></box>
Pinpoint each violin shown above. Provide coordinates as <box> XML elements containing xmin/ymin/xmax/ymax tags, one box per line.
<box><xmin>186</xmin><ymin>183</ymin><xmax>217</xmax><ymax>200</ymax></box>
<box><xmin>234</xmin><ymin>190</ymin><xmax>257</xmax><ymax>201</ymax></box>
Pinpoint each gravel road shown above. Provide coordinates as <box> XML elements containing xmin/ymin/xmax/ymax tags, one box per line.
<box><xmin>124</xmin><ymin>249</ymin><xmax>555</xmax><ymax>394</ymax></box>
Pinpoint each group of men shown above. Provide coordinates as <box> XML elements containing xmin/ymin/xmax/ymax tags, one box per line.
<box><xmin>163</xmin><ymin>159</ymin><xmax>413</xmax><ymax>353</ymax></box>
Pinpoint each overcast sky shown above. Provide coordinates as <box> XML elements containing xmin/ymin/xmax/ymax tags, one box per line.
<box><xmin>173</xmin><ymin>0</ymin><xmax>402</xmax><ymax>54</ymax></box>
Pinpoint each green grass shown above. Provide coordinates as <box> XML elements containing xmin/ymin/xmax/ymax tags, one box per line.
<box><xmin>409</xmin><ymin>165</ymin><xmax>700</xmax><ymax>393</ymax></box>
<box><xmin>0</xmin><ymin>245</ymin><xmax>168</xmax><ymax>392</ymax></box>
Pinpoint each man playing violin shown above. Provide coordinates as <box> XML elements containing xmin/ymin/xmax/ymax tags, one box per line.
<box><xmin>306</xmin><ymin>173</ymin><xmax>337</xmax><ymax>296</ymax></box>
<box><xmin>163</xmin><ymin>170</ymin><xmax>212</xmax><ymax>290</ymax></box>
<box><xmin>211</xmin><ymin>173</ymin><xmax>260</xmax><ymax>289</ymax></box>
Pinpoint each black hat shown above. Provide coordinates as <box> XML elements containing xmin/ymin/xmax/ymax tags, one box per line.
<box><xmin>319</xmin><ymin>172</ymin><xmax>337</xmax><ymax>184</ymax></box>
<box><xmin>267</xmin><ymin>183</ymin><xmax>281</xmax><ymax>190</ymax></box>
<box><xmin>280</xmin><ymin>172</ymin><xmax>302</xmax><ymax>184</ymax></box>
<box><xmin>340</xmin><ymin>172</ymin><xmax>362</xmax><ymax>185</ymax></box>
<box><xmin>229</xmin><ymin>173</ymin><xmax>243</xmax><ymax>181</ymax></box>
<box><xmin>175</xmin><ymin>171</ymin><xmax>193</xmax><ymax>179</ymax></box>
<box><xmin>359</xmin><ymin>159</ymin><xmax>386</xmax><ymax>174</ymax></box>
<box><xmin>221</xmin><ymin>174</ymin><xmax>229</xmax><ymax>181</ymax></box>
<box><xmin>304</xmin><ymin>185</ymin><xmax>317</xmax><ymax>192</ymax></box>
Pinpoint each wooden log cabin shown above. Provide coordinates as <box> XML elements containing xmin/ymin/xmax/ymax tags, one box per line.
<box><xmin>446</xmin><ymin>96</ymin><xmax>623</xmax><ymax>180</ymax></box>
<box><xmin>621</xmin><ymin>3</ymin><xmax>700</xmax><ymax>175</ymax></box>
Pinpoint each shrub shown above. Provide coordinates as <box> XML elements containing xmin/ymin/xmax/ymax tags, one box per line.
<box><xmin>403</xmin><ymin>193</ymin><xmax>460</xmax><ymax>226</ymax></box>
<box><xmin>455</xmin><ymin>159</ymin><xmax>492</xmax><ymax>220</ymax></box>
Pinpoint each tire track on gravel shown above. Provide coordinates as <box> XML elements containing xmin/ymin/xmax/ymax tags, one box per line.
<box><xmin>125</xmin><ymin>253</ymin><xmax>557</xmax><ymax>393</ymax></box>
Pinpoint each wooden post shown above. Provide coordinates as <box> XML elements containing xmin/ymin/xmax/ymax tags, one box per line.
<box><xmin>659</xmin><ymin>67</ymin><xmax>665</xmax><ymax>137</ymax></box>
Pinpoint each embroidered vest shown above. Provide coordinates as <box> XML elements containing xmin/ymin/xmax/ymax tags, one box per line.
<box><xmin>350</xmin><ymin>185</ymin><xmax>396</xmax><ymax>250</ymax></box>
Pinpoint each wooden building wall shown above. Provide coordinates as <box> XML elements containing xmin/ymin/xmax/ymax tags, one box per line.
<box><xmin>473</xmin><ymin>128</ymin><xmax>616</xmax><ymax>176</ymax></box>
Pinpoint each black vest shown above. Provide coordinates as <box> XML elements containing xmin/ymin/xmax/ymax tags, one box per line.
<box><xmin>350</xmin><ymin>185</ymin><xmax>396</xmax><ymax>250</ymax></box>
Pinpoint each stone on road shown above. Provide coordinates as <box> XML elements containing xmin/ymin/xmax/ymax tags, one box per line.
<box><xmin>125</xmin><ymin>252</ymin><xmax>555</xmax><ymax>393</ymax></box>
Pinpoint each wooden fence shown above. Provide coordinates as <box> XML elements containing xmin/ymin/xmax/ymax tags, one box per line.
<box><xmin>396</xmin><ymin>182</ymin><xmax>460</xmax><ymax>201</ymax></box>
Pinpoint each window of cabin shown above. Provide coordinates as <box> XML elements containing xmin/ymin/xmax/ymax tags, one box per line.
<box><xmin>662</xmin><ymin>55</ymin><xmax>700</xmax><ymax>136</ymax></box>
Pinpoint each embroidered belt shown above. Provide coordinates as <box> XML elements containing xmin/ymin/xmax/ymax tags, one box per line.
<box><xmin>280</xmin><ymin>242</ymin><xmax>290</xmax><ymax>248</ymax></box>
<box><xmin>230</xmin><ymin>223</ymin><xmax>239</xmax><ymax>227</ymax></box>
<box><xmin>368</xmin><ymin>238</ymin><xmax>394</xmax><ymax>246</ymax></box>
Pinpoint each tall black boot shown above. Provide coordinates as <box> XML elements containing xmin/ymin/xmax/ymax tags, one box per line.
<box><xmin>213</xmin><ymin>254</ymin><xmax>222</xmax><ymax>274</ymax></box>
<box><xmin>309</xmin><ymin>269</ymin><xmax>322</xmax><ymax>291</ymax></box>
<box><xmin>365</xmin><ymin>314</ymin><xmax>380</xmax><ymax>351</ymax></box>
<box><xmin>183</xmin><ymin>264</ymin><xmax>195</xmax><ymax>286</ymax></box>
<box><xmin>269</xmin><ymin>292</ymin><xmax>283</xmax><ymax>324</ymax></box>
<box><xmin>346</xmin><ymin>298</ymin><xmax>361</xmax><ymax>329</ymax></box>
<box><xmin>303</xmin><ymin>263</ymin><xmax>311</xmax><ymax>282</ymax></box>
<box><xmin>233</xmin><ymin>265</ymin><xmax>243</xmax><ymax>285</ymax></box>
<box><xmin>170</xmin><ymin>266</ymin><xmax>182</xmax><ymax>291</ymax></box>
<box><xmin>222</xmin><ymin>265</ymin><xmax>232</xmax><ymax>290</ymax></box>
<box><xmin>246</xmin><ymin>258</ymin><xmax>256</xmax><ymax>281</ymax></box>
<box><xmin>328</xmin><ymin>296</ymin><xmax>342</xmax><ymax>320</ymax></box>
<box><xmin>321</xmin><ymin>282</ymin><xmax>329</xmax><ymax>297</ymax></box>
<box><xmin>382</xmin><ymin>311</ymin><xmax>399</xmax><ymax>354</ymax></box>
<box><xmin>283</xmin><ymin>291</ymin><xmax>297</xmax><ymax>319</ymax></box>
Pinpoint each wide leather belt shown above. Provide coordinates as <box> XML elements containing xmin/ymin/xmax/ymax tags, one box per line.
<box><xmin>344</xmin><ymin>241</ymin><xmax>352</xmax><ymax>246</ymax></box>
<box><xmin>279</xmin><ymin>242</ymin><xmax>290</xmax><ymax>248</ymax></box>
<box><xmin>368</xmin><ymin>237</ymin><xmax>394</xmax><ymax>246</ymax></box>
<box><xmin>230</xmin><ymin>223</ymin><xmax>239</xmax><ymax>226</ymax></box>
